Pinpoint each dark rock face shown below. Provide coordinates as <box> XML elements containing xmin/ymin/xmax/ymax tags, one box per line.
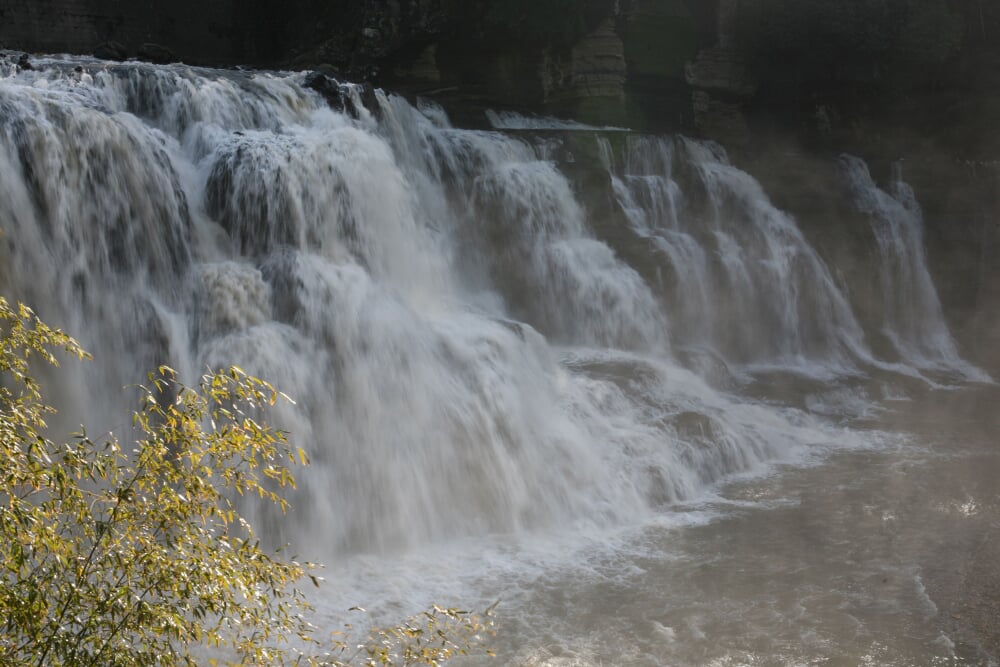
<box><xmin>303</xmin><ymin>71</ymin><xmax>381</xmax><ymax>120</ymax></box>
<box><xmin>738</xmin><ymin>145</ymin><xmax>1000</xmax><ymax>372</ymax></box>
<box><xmin>303</xmin><ymin>71</ymin><xmax>342</xmax><ymax>108</ymax></box>
<box><xmin>93</xmin><ymin>41</ymin><xmax>128</xmax><ymax>61</ymax></box>
<box><xmin>0</xmin><ymin>0</ymin><xmax>247</xmax><ymax>67</ymax></box>
<box><xmin>538</xmin><ymin>18</ymin><xmax>628</xmax><ymax>124</ymax></box>
<box><xmin>685</xmin><ymin>48</ymin><xmax>755</xmax><ymax>97</ymax></box>
<box><xmin>725</xmin><ymin>0</ymin><xmax>1000</xmax><ymax>156</ymax></box>
<box><xmin>137</xmin><ymin>43</ymin><xmax>175</xmax><ymax>65</ymax></box>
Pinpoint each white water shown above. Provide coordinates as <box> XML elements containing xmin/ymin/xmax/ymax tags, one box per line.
<box><xmin>486</xmin><ymin>109</ymin><xmax>628</xmax><ymax>132</ymax></box>
<box><xmin>839</xmin><ymin>155</ymin><xmax>990</xmax><ymax>382</ymax></box>
<box><xmin>599</xmin><ymin>136</ymin><xmax>873</xmax><ymax>373</ymax></box>
<box><xmin>1</xmin><ymin>57</ymin><xmax>992</xmax><ymax>664</ymax></box>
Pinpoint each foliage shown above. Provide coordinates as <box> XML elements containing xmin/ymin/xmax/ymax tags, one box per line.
<box><xmin>326</xmin><ymin>605</ymin><xmax>498</xmax><ymax>667</ymax></box>
<box><xmin>0</xmin><ymin>296</ymin><xmax>494</xmax><ymax>667</ymax></box>
<box><xmin>0</xmin><ymin>297</ymin><xmax>312</xmax><ymax>666</ymax></box>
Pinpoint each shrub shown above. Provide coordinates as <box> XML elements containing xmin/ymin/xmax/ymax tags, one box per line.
<box><xmin>0</xmin><ymin>297</ymin><xmax>494</xmax><ymax>666</ymax></box>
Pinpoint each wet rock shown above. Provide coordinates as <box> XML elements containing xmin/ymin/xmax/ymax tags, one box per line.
<box><xmin>303</xmin><ymin>70</ymin><xmax>344</xmax><ymax>110</ymax></box>
<box><xmin>359</xmin><ymin>83</ymin><xmax>380</xmax><ymax>116</ymax></box>
<box><xmin>302</xmin><ymin>68</ymin><xmax>384</xmax><ymax>119</ymax></box>
<box><xmin>137</xmin><ymin>43</ymin><xmax>175</xmax><ymax>65</ymax></box>
<box><xmin>341</xmin><ymin>83</ymin><xmax>382</xmax><ymax>121</ymax></box>
<box><xmin>314</xmin><ymin>63</ymin><xmax>341</xmax><ymax>77</ymax></box>
<box><xmin>16</xmin><ymin>53</ymin><xmax>32</xmax><ymax>70</ymax></box>
<box><xmin>93</xmin><ymin>41</ymin><xmax>128</xmax><ymax>61</ymax></box>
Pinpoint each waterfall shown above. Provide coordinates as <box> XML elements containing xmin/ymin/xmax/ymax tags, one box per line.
<box><xmin>0</xmin><ymin>59</ymin><xmax>983</xmax><ymax>560</ymax></box>
<box><xmin>840</xmin><ymin>155</ymin><xmax>990</xmax><ymax>381</ymax></box>
<box><xmin>599</xmin><ymin>134</ymin><xmax>872</xmax><ymax>373</ymax></box>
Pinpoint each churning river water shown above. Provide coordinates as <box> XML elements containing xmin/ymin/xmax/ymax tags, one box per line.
<box><xmin>1</xmin><ymin>57</ymin><xmax>996</xmax><ymax>665</ymax></box>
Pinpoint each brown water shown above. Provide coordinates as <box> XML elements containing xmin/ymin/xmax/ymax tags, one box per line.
<box><xmin>472</xmin><ymin>383</ymin><xmax>1000</xmax><ymax>666</ymax></box>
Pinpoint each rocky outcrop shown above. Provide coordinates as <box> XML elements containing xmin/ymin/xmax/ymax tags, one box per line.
<box><xmin>93</xmin><ymin>41</ymin><xmax>127</xmax><ymax>61</ymax></box>
<box><xmin>545</xmin><ymin>18</ymin><xmax>626</xmax><ymax>100</ymax></box>
<box><xmin>681</xmin><ymin>0</ymin><xmax>755</xmax><ymax>142</ymax></box>
<box><xmin>303</xmin><ymin>71</ymin><xmax>343</xmax><ymax>107</ymax></box>
<box><xmin>137</xmin><ymin>43</ymin><xmax>175</xmax><ymax>65</ymax></box>
<box><xmin>539</xmin><ymin>18</ymin><xmax>627</xmax><ymax>124</ymax></box>
<box><xmin>684</xmin><ymin>47</ymin><xmax>754</xmax><ymax>142</ymax></box>
<box><xmin>684</xmin><ymin>48</ymin><xmax>755</xmax><ymax>97</ymax></box>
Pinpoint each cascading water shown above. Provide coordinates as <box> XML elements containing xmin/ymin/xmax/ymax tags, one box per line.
<box><xmin>598</xmin><ymin>135</ymin><xmax>875</xmax><ymax>374</ymax></box>
<box><xmin>839</xmin><ymin>155</ymin><xmax>990</xmax><ymax>381</ymax></box>
<box><xmin>0</xmin><ymin>59</ymin><xmax>826</xmax><ymax>550</ymax></box>
<box><xmin>1</xmin><ymin>58</ymin><xmax>993</xmax><ymax>665</ymax></box>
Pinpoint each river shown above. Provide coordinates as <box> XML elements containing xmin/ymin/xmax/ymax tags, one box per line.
<box><xmin>1</xmin><ymin>56</ymin><xmax>996</xmax><ymax>665</ymax></box>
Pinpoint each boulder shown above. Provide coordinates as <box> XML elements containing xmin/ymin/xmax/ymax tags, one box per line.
<box><xmin>16</xmin><ymin>53</ymin><xmax>32</xmax><ymax>70</ymax></box>
<box><xmin>304</xmin><ymin>73</ymin><xmax>381</xmax><ymax>120</ymax></box>
<box><xmin>303</xmin><ymin>71</ymin><xmax>344</xmax><ymax>111</ymax></box>
<box><xmin>359</xmin><ymin>84</ymin><xmax>380</xmax><ymax>116</ymax></box>
<box><xmin>342</xmin><ymin>82</ymin><xmax>381</xmax><ymax>120</ymax></box>
<box><xmin>93</xmin><ymin>41</ymin><xmax>128</xmax><ymax>61</ymax></box>
<box><xmin>137</xmin><ymin>43</ymin><xmax>175</xmax><ymax>65</ymax></box>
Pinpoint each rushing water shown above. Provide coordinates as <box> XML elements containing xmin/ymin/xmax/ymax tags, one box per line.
<box><xmin>1</xmin><ymin>57</ymin><xmax>995</xmax><ymax>664</ymax></box>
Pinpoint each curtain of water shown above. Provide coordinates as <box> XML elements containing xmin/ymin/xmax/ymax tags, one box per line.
<box><xmin>0</xmin><ymin>60</ymin><xmax>984</xmax><ymax>559</ymax></box>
